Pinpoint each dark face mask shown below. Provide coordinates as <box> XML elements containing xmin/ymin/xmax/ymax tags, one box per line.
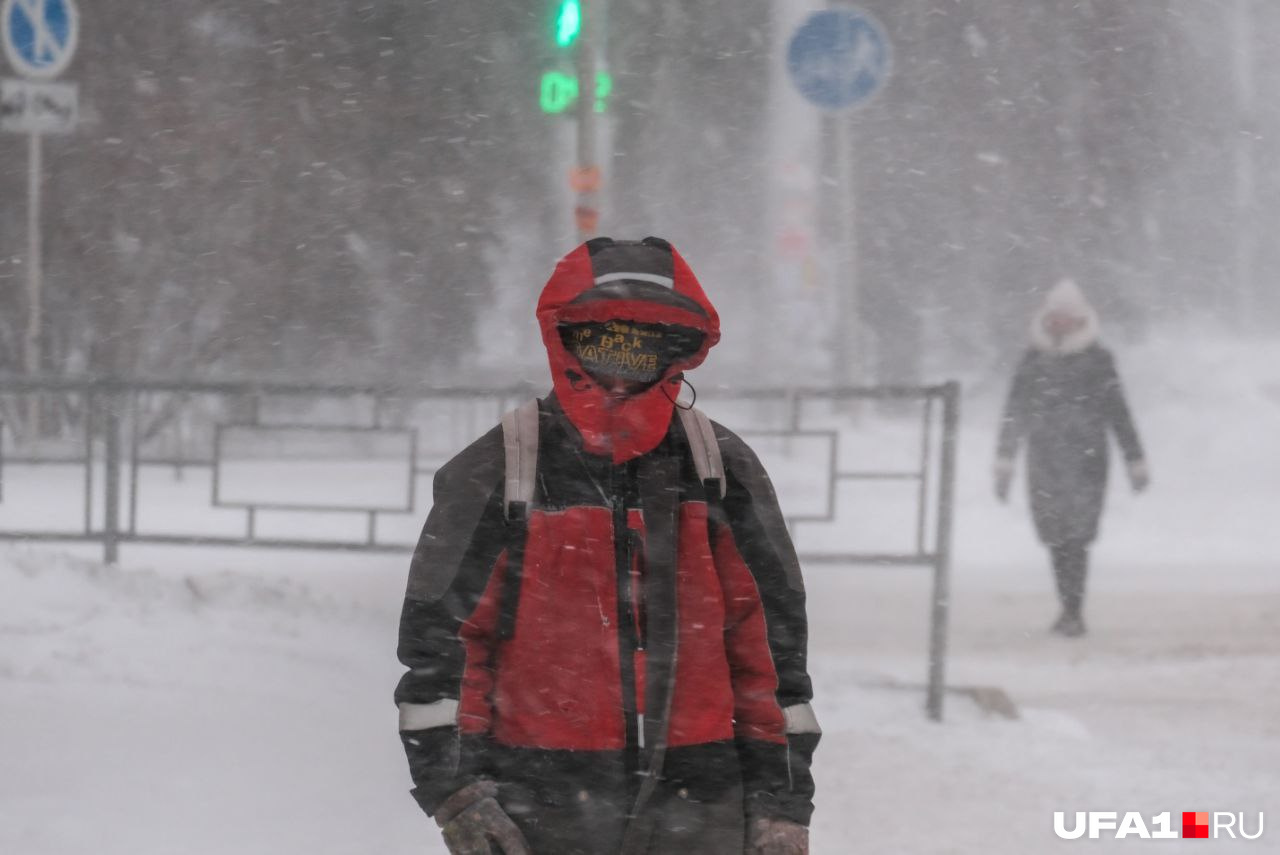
<box><xmin>559</xmin><ymin>320</ymin><xmax>705</xmax><ymax>395</ymax></box>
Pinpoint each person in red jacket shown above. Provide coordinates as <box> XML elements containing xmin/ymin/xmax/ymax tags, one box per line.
<box><xmin>396</xmin><ymin>237</ymin><xmax>819</xmax><ymax>855</ymax></box>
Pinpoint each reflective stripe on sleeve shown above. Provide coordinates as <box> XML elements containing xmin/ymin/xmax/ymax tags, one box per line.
<box><xmin>398</xmin><ymin>698</ymin><xmax>459</xmax><ymax>731</ymax></box>
<box><xmin>782</xmin><ymin>702</ymin><xmax>821</xmax><ymax>735</ymax></box>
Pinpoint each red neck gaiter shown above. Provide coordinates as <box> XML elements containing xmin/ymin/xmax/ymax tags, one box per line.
<box><xmin>536</xmin><ymin>239</ymin><xmax>721</xmax><ymax>464</ymax></box>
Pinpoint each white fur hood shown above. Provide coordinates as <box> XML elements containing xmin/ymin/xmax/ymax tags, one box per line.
<box><xmin>1030</xmin><ymin>278</ymin><xmax>1100</xmax><ymax>354</ymax></box>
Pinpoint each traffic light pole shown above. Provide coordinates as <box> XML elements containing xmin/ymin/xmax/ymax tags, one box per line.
<box><xmin>1232</xmin><ymin>0</ymin><xmax>1257</xmax><ymax>329</ymax></box>
<box><xmin>574</xmin><ymin>0</ymin><xmax>600</xmax><ymax>237</ymax></box>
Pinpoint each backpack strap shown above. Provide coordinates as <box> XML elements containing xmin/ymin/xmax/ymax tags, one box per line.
<box><xmin>503</xmin><ymin>401</ymin><xmax>722</xmax><ymax>505</ymax></box>
<box><xmin>501</xmin><ymin>400</ymin><xmax>540</xmax><ymax>520</ymax></box>
<box><xmin>677</xmin><ymin>406</ymin><xmax>726</xmax><ymax>500</ymax></box>
<box><xmin>496</xmin><ymin>400</ymin><xmax>540</xmax><ymax>641</ymax></box>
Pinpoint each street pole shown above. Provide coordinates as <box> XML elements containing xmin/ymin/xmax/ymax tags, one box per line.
<box><xmin>817</xmin><ymin>0</ymin><xmax>868</xmax><ymax>411</ymax></box>
<box><xmin>1232</xmin><ymin>0</ymin><xmax>1256</xmax><ymax>330</ymax></box>
<box><xmin>26</xmin><ymin>130</ymin><xmax>43</xmax><ymax>434</ymax></box>
<box><xmin>574</xmin><ymin>0</ymin><xmax>600</xmax><ymax>238</ymax></box>
<box><xmin>835</xmin><ymin>112</ymin><xmax>860</xmax><ymax>390</ymax></box>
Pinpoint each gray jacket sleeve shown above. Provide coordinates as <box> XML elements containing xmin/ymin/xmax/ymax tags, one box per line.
<box><xmin>1099</xmin><ymin>349</ymin><xmax>1145</xmax><ymax>463</ymax></box>
<box><xmin>997</xmin><ymin>350</ymin><xmax>1036</xmax><ymax>462</ymax></box>
<box><xmin>713</xmin><ymin>421</ymin><xmax>819</xmax><ymax>826</ymax></box>
<box><xmin>395</xmin><ymin>425</ymin><xmax>508</xmax><ymax>817</ymax></box>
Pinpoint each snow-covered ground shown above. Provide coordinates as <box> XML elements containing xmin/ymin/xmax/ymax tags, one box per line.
<box><xmin>3</xmin><ymin>330</ymin><xmax>1278</xmax><ymax>854</ymax></box>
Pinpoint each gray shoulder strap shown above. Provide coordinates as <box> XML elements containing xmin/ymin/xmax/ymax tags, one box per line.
<box><xmin>501</xmin><ymin>400</ymin><xmax>540</xmax><ymax>517</ymax></box>
<box><xmin>677</xmin><ymin>406</ymin><xmax>726</xmax><ymax>499</ymax></box>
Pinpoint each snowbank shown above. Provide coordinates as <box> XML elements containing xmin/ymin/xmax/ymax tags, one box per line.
<box><xmin>2</xmin><ymin>330</ymin><xmax>1277</xmax><ymax>854</ymax></box>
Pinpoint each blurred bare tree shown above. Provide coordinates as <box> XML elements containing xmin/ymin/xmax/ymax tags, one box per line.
<box><xmin>0</xmin><ymin>0</ymin><xmax>1273</xmax><ymax>388</ymax></box>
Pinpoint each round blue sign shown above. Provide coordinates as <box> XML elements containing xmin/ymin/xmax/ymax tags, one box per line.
<box><xmin>787</xmin><ymin>7</ymin><xmax>891</xmax><ymax>111</ymax></box>
<box><xmin>2</xmin><ymin>0</ymin><xmax>80</xmax><ymax>79</ymax></box>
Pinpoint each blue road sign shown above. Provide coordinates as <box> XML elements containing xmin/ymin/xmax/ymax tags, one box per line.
<box><xmin>787</xmin><ymin>7</ymin><xmax>891</xmax><ymax>111</ymax></box>
<box><xmin>2</xmin><ymin>0</ymin><xmax>79</xmax><ymax>80</ymax></box>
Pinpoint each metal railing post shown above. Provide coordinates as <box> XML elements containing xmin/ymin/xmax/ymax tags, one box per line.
<box><xmin>103</xmin><ymin>384</ymin><xmax>122</xmax><ymax>565</ymax></box>
<box><xmin>925</xmin><ymin>381</ymin><xmax>960</xmax><ymax>721</ymax></box>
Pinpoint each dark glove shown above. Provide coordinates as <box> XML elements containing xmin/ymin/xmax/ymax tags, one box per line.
<box><xmin>1127</xmin><ymin>459</ymin><xmax>1150</xmax><ymax>493</ymax></box>
<box><xmin>746</xmin><ymin>816</ymin><xmax>809</xmax><ymax>855</ymax></box>
<box><xmin>435</xmin><ymin>781</ymin><xmax>531</xmax><ymax>855</ymax></box>
<box><xmin>994</xmin><ymin>457</ymin><xmax>1014</xmax><ymax>503</ymax></box>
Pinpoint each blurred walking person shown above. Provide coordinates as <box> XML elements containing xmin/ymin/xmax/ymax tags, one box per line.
<box><xmin>994</xmin><ymin>279</ymin><xmax>1149</xmax><ymax>637</ymax></box>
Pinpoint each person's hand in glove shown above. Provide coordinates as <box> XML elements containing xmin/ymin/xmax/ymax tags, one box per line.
<box><xmin>746</xmin><ymin>816</ymin><xmax>809</xmax><ymax>855</ymax></box>
<box><xmin>1127</xmin><ymin>458</ymin><xmax>1150</xmax><ymax>493</ymax></box>
<box><xmin>993</xmin><ymin>457</ymin><xmax>1014</xmax><ymax>503</ymax></box>
<box><xmin>435</xmin><ymin>781</ymin><xmax>531</xmax><ymax>855</ymax></box>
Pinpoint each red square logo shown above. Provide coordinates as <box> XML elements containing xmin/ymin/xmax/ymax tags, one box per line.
<box><xmin>1182</xmin><ymin>811</ymin><xmax>1210</xmax><ymax>838</ymax></box>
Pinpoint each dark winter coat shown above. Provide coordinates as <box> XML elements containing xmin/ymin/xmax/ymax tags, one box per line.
<box><xmin>997</xmin><ymin>344</ymin><xmax>1144</xmax><ymax>546</ymax></box>
<box><xmin>395</xmin><ymin>239</ymin><xmax>818</xmax><ymax>854</ymax></box>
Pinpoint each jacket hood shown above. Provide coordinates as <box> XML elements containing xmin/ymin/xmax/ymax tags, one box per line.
<box><xmin>537</xmin><ymin>237</ymin><xmax>721</xmax><ymax>462</ymax></box>
<box><xmin>1030</xmin><ymin>278</ymin><xmax>1100</xmax><ymax>354</ymax></box>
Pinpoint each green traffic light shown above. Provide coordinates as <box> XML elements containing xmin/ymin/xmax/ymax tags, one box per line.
<box><xmin>555</xmin><ymin>0</ymin><xmax>581</xmax><ymax>48</ymax></box>
<box><xmin>541</xmin><ymin>71</ymin><xmax>578</xmax><ymax>113</ymax></box>
<box><xmin>540</xmin><ymin>71</ymin><xmax>613</xmax><ymax>114</ymax></box>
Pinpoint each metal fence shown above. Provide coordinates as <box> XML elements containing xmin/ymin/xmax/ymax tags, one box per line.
<box><xmin>0</xmin><ymin>375</ymin><xmax>958</xmax><ymax>719</ymax></box>
<box><xmin>736</xmin><ymin>384</ymin><xmax>959</xmax><ymax>721</ymax></box>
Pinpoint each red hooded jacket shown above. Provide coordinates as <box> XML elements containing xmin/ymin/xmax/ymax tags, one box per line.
<box><xmin>537</xmin><ymin>236</ymin><xmax>721</xmax><ymax>462</ymax></box>
<box><xmin>396</xmin><ymin>239</ymin><xmax>818</xmax><ymax>851</ymax></box>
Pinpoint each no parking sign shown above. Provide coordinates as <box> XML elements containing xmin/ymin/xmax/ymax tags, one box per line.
<box><xmin>3</xmin><ymin>0</ymin><xmax>79</xmax><ymax>404</ymax></box>
<box><xmin>2</xmin><ymin>0</ymin><xmax>79</xmax><ymax>79</ymax></box>
<box><xmin>787</xmin><ymin>6</ymin><xmax>891</xmax><ymax>111</ymax></box>
<box><xmin>1</xmin><ymin>0</ymin><xmax>78</xmax><ymax>133</ymax></box>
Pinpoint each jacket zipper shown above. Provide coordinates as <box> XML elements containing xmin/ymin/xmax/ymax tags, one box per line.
<box><xmin>610</xmin><ymin>467</ymin><xmax>645</xmax><ymax>782</ymax></box>
<box><xmin>612</xmin><ymin>494</ymin><xmax>639</xmax><ymax>774</ymax></box>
